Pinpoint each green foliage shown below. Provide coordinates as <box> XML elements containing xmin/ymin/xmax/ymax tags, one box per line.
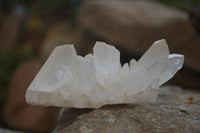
<box><xmin>156</xmin><ymin>0</ymin><xmax>200</xmax><ymax>11</ymax></box>
<box><xmin>0</xmin><ymin>46</ymin><xmax>38</xmax><ymax>103</ymax></box>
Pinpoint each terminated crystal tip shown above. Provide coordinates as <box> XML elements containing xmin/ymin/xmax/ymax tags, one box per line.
<box><xmin>25</xmin><ymin>39</ymin><xmax>184</xmax><ymax>108</ymax></box>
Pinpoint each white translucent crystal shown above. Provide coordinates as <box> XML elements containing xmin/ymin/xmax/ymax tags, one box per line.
<box><xmin>25</xmin><ymin>39</ymin><xmax>184</xmax><ymax>108</ymax></box>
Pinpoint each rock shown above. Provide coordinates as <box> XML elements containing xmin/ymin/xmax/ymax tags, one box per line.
<box><xmin>55</xmin><ymin>108</ymin><xmax>94</xmax><ymax>132</ymax></box>
<box><xmin>0</xmin><ymin>15</ymin><xmax>25</xmax><ymax>48</ymax></box>
<box><xmin>157</xmin><ymin>86</ymin><xmax>200</xmax><ymax>104</ymax></box>
<box><xmin>0</xmin><ymin>128</ymin><xmax>25</xmax><ymax>133</ymax></box>
<box><xmin>53</xmin><ymin>86</ymin><xmax>200</xmax><ymax>133</ymax></box>
<box><xmin>78</xmin><ymin>0</ymin><xmax>200</xmax><ymax>87</ymax></box>
<box><xmin>167</xmin><ymin>69</ymin><xmax>200</xmax><ymax>90</ymax></box>
<box><xmin>25</xmin><ymin>17</ymin><xmax>46</xmax><ymax>50</ymax></box>
<box><xmin>41</xmin><ymin>23</ymin><xmax>90</xmax><ymax>60</ymax></box>
<box><xmin>4</xmin><ymin>60</ymin><xmax>60</xmax><ymax>133</ymax></box>
<box><xmin>189</xmin><ymin>7</ymin><xmax>200</xmax><ymax>34</ymax></box>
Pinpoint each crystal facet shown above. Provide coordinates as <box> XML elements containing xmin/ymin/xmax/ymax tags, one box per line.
<box><xmin>25</xmin><ymin>39</ymin><xmax>184</xmax><ymax>108</ymax></box>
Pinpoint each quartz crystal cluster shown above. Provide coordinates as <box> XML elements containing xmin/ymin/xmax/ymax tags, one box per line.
<box><xmin>25</xmin><ymin>39</ymin><xmax>184</xmax><ymax>108</ymax></box>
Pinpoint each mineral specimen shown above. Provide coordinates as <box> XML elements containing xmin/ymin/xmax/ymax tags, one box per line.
<box><xmin>25</xmin><ymin>39</ymin><xmax>184</xmax><ymax>108</ymax></box>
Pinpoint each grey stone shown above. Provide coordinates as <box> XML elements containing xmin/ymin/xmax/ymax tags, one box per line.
<box><xmin>53</xmin><ymin>86</ymin><xmax>200</xmax><ymax>133</ymax></box>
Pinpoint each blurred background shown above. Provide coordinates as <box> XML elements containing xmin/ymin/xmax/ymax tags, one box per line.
<box><xmin>0</xmin><ymin>0</ymin><xmax>200</xmax><ymax>132</ymax></box>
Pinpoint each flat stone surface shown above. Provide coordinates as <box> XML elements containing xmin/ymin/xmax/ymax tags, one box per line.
<box><xmin>158</xmin><ymin>86</ymin><xmax>200</xmax><ymax>105</ymax></box>
<box><xmin>53</xmin><ymin>86</ymin><xmax>200</xmax><ymax>133</ymax></box>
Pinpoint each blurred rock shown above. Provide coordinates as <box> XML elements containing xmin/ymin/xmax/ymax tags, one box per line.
<box><xmin>4</xmin><ymin>60</ymin><xmax>60</xmax><ymax>133</ymax></box>
<box><xmin>168</xmin><ymin>68</ymin><xmax>200</xmax><ymax>88</ymax></box>
<box><xmin>0</xmin><ymin>128</ymin><xmax>25</xmax><ymax>133</ymax></box>
<box><xmin>25</xmin><ymin>17</ymin><xmax>46</xmax><ymax>50</ymax></box>
<box><xmin>189</xmin><ymin>7</ymin><xmax>200</xmax><ymax>34</ymax></box>
<box><xmin>0</xmin><ymin>15</ymin><xmax>25</xmax><ymax>48</ymax></box>
<box><xmin>54</xmin><ymin>86</ymin><xmax>200</xmax><ymax>133</ymax></box>
<box><xmin>78</xmin><ymin>0</ymin><xmax>200</xmax><ymax>87</ymax></box>
<box><xmin>41</xmin><ymin>23</ymin><xmax>91</xmax><ymax>60</ymax></box>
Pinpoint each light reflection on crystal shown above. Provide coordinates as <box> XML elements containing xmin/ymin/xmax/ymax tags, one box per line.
<box><xmin>25</xmin><ymin>39</ymin><xmax>184</xmax><ymax>108</ymax></box>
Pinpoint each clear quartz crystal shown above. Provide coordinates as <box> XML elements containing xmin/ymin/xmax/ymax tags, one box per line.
<box><xmin>25</xmin><ymin>39</ymin><xmax>184</xmax><ymax>108</ymax></box>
